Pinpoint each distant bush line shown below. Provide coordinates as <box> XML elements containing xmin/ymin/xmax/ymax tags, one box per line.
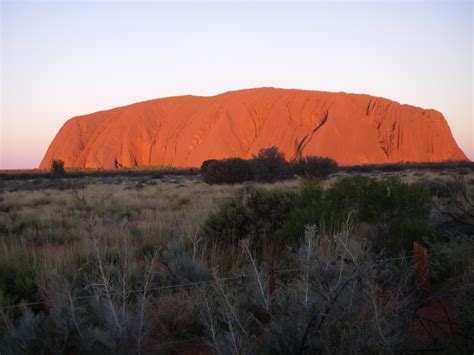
<box><xmin>1</xmin><ymin>155</ymin><xmax>471</xmax><ymax>183</ymax></box>
<box><xmin>201</xmin><ymin>147</ymin><xmax>338</xmax><ymax>184</ymax></box>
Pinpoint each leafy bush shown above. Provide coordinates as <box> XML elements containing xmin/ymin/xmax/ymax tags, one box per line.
<box><xmin>202</xmin><ymin>158</ymin><xmax>253</xmax><ymax>184</ymax></box>
<box><xmin>202</xmin><ymin>187</ymin><xmax>296</xmax><ymax>244</ymax></box>
<box><xmin>275</xmin><ymin>179</ymin><xmax>324</xmax><ymax>244</ymax></box>
<box><xmin>275</xmin><ymin>176</ymin><xmax>432</xmax><ymax>253</ymax></box>
<box><xmin>324</xmin><ymin>176</ymin><xmax>384</xmax><ymax>222</ymax></box>
<box><xmin>203</xmin><ymin>175</ymin><xmax>432</xmax><ymax>254</ymax></box>
<box><xmin>325</xmin><ymin>176</ymin><xmax>431</xmax><ymax>245</ymax></box>
<box><xmin>51</xmin><ymin>159</ymin><xmax>65</xmax><ymax>175</ymax></box>
<box><xmin>384</xmin><ymin>219</ymin><xmax>435</xmax><ymax>254</ymax></box>
<box><xmin>291</xmin><ymin>155</ymin><xmax>338</xmax><ymax>178</ymax></box>
<box><xmin>0</xmin><ymin>254</ymin><xmax>39</xmax><ymax>308</ymax></box>
<box><xmin>251</xmin><ymin>146</ymin><xmax>289</xmax><ymax>182</ymax></box>
<box><xmin>202</xmin><ymin>148</ymin><xmax>339</xmax><ymax>184</ymax></box>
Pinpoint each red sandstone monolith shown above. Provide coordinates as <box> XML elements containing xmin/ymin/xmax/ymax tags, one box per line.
<box><xmin>40</xmin><ymin>88</ymin><xmax>469</xmax><ymax>169</ymax></box>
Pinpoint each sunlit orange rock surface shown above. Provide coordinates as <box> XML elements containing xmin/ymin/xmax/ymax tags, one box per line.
<box><xmin>40</xmin><ymin>88</ymin><xmax>469</xmax><ymax>169</ymax></box>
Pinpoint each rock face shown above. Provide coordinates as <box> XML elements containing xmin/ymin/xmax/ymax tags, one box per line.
<box><xmin>40</xmin><ymin>88</ymin><xmax>468</xmax><ymax>169</ymax></box>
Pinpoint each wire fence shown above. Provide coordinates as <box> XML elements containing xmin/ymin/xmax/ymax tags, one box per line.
<box><xmin>0</xmin><ymin>268</ymin><xmax>301</xmax><ymax>311</ymax></box>
<box><xmin>1</xmin><ymin>245</ymin><xmax>472</xmax><ymax>351</ymax></box>
<box><xmin>1</xmin><ymin>245</ymin><xmax>473</xmax><ymax>312</ymax></box>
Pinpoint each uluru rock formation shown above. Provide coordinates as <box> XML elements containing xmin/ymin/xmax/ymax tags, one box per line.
<box><xmin>40</xmin><ymin>88</ymin><xmax>468</xmax><ymax>169</ymax></box>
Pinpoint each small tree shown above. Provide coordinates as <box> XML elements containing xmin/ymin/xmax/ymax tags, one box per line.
<box><xmin>51</xmin><ymin>160</ymin><xmax>65</xmax><ymax>175</ymax></box>
<box><xmin>200</xmin><ymin>159</ymin><xmax>218</xmax><ymax>175</ymax></box>
<box><xmin>251</xmin><ymin>146</ymin><xmax>289</xmax><ymax>182</ymax></box>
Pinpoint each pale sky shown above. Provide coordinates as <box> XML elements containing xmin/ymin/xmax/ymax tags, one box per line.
<box><xmin>1</xmin><ymin>1</ymin><xmax>473</xmax><ymax>169</ymax></box>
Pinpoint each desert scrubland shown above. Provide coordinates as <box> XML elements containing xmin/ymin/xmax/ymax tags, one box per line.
<box><xmin>0</xmin><ymin>164</ymin><xmax>473</xmax><ymax>353</ymax></box>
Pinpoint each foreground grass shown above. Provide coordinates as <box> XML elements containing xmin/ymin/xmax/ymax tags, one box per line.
<box><xmin>0</xmin><ymin>167</ymin><xmax>473</xmax><ymax>353</ymax></box>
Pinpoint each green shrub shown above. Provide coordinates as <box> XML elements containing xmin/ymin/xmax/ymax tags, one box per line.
<box><xmin>0</xmin><ymin>254</ymin><xmax>39</xmax><ymax>309</ymax></box>
<box><xmin>251</xmin><ymin>146</ymin><xmax>289</xmax><ymax>182</ymax></box>
<box><xmin>326</xmin><ymin>176</ymin><xmax>432</xmax><ymax>254</ymax></box>
<box><xmin>382</xmin><ymin>219</ymin><xmax>435</xmax><ymax>254</ymax></box>
<box><xmin>325</xmin><ymin>176</ymin><xmax>430</xmax><ymax>219</ymax></box>
<box><xmin>202</xmin><ymin>158</ymin><xmax>254</xmax><ymax>184</ymax></box>
<box><xmin>275</xmin><ymin>179</ymin><xmax>324</xmax><ymax>244</ymax></box>
<box><xmin>202</xmin><ymin>187</ymin><xmax>296</xmax><ymax>244</ymax></box>
<box><xmin>291</xmin><ymin>156</ymin><xmax>338</xmax><ymax>178</ymax></box>
<box><xmin>324</xmin><ymin>176</ymin><xmax>387</xmax><ymax>223</ymax></box>
<box><xmin>275</xmin><ymin>176</ymin><xmax>432</xmax><ymax>253</ymax></box>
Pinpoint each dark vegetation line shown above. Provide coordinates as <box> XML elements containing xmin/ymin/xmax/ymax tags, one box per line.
<box><xmin>1</xmin><ymin>158</ymin><xmax>471</xmax><ymax>181</ymax></box>
<box><xmin>338</xmin><ymin>161</ymin><xmax>473</xmax><ymax>173</ymax></box>
<box><xmin>0</xmin><ymin>167</ymin><xmax>200</xmax><ymax>181</ymax></box>
<box><xmin>200</xmin><ymin>147</ymin><xmax>472</xmax><ymax>184</ymax></box>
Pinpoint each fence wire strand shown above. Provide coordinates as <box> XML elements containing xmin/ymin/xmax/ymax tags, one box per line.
<box><xmin>2</xmin><ymin>245</ymin><xmax>473</xmax><ymax>311</ymax></box>
<box><xmin>1</xmin><ymin>245</ymin><xmax>472</xmax><ymax>351</ymax></box>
